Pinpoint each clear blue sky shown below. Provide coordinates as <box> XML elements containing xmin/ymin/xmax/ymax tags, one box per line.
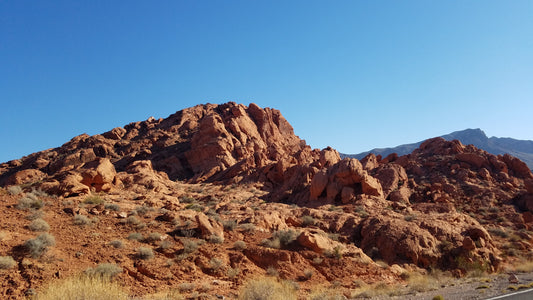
<box><xmin>1</xmin><ymin>1</ymin><xmax>532</xmax><ymax>163</ymax></box>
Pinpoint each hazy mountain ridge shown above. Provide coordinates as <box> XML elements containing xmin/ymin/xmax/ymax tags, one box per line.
<box><xmin>345</xmin><ymin>128</ymin><xmax>533</xmax><ymax>170</ymax></box>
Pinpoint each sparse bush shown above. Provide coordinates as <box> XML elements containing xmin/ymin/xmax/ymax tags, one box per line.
<box><xmin>25</xmin><ymin>210</ymin><xmax>45</xmax><ymax>220</ymax></box>
<box><xmin>488</xmin><ymin>228</ymin><xmax>509</xmax><ymax>238</ymax></box>
<box><xmin>144</xmin><ymin>232</ymin><xmax>163</xmax><ymax>243</ymax></box>
<box><xmin>234</xmin><ymin>240</ymin><xmax>246</xmax><ymax>250</ymax></box>
<box><xmin>208</xmin><ymin>234</ymin><xmax>224</xmax><ymax>244</ymax></box>
<box><xmin>303</xmin><ymin>269</ymin><xmax>313</xmax><ymax>280</ymax></box>
<box><xmin>404</xmin><ymin>214</ymin><xmax>417</xmax><ymax>222</ymax></box>
<box><xmin>178</xmin><ymin>283</ymin><xmax>195</xmax><ymax>292</ymax></box>
<box><xmin>125</xmin><ymin>215</ymin><xmax>142</xmax><ymax>226</ymax></box>
<box><xmin>266</xmin><ymin>266</ymin><xmax>279</xmax><ymax>277</ymax></box>
<box><xmin>104</xmin><ymin>203</ymin><xmax>120</xmax><ymax>211</ymax></box>
<box><xmin>73</xmin><ymin>214</ymin><xmax>91</xmax><ymax>226</ymax></box>
<box><xmin>83</xmin><ymin>195</ymin><xmax>104</xmax><ymax>205</ymax></box>
<box><xmin>128</xmin><ymin>232</ymin><xmax>143</xmax><ymax>241</ymax></box>
<box><xmin>29</xmin><ymin>218</ymin><xmax>50</xmax><ymax>232</ymax></box>
<box><xmin>312</xmin><ymin>257</ymin><xmax>323</xmax><ymax>265</ymax></box>
<box><xmin>183</xmin><ymin>239</ymin><xmax>199</xmax><ymax>254</ymax></box>
<box><xmin>134</xmin><ymin>205</ymin><xmax>152</xmax><ymax>216</ymax></box>
<box><xmin>24</xmin><ymin>233</ymin><xmax>55</xmax><ymax>258</ymax></box>
<box><xmin>432</xmin><ymin>296</ymin><xmax>444</xmax><ymax>300</ymax></box>
<box><xmin>301</xmin><ymin>215</ymin><xmax>316</xmax><ymax>227</ymax></box>
<box><xmin>228</xmin><ymin>267</ymin><xmax>240</xmax><ymax>279</ymax></box>
<box><xmin>238</xmin><ymin>223</ymin><xmax>256</xmax><ymax>232</ymax></box>
<box><xmin>223</xmin><ymin>220</ymin><xmax>237</xmax><ymax>231</ymax></box>
<box><xmin>0</xmin><ymin>256</ymin><xmax>16</xmax><ymax>269</ymax></box>
<box><xmin>17</xmin><ymin>194</ymin><xmax>43</xmax><ymax>210</ymax></box>
<box><xmin>238</xmin><ymin>276</ymin><xmax>297</xmax><ymax>300</ymax></box>
<box><xmin>180</xmin><ymin>196</ymin><xmax>196</xmax><ymax>204</ymax></box>
<box><xmin>209</xmin><ymin>257</ymin><xmax>224</xmax><ymax>272</ymax></box>
<box><xmin>137</xmin><ymin>247</ymin><xmax>154</xmax><ymax>260</ymax></box>
<box><xmin>272</xmin><ymin>229</ymin><xmax>298</xmax><ymax>248</ymax></box>
<box><xmin>159</xmin><ymin>240</ymin><xmax>173</xmax><ymax>250</ymax></box>
<box><xmin>37</xmin><ymin>276</ymin><xmax>129</xmax><ymax>300</ymax></box>
<box><xmin>7</xmin><ymin>185</ymin><xmax>22</xmax><ymax>195</ymax></box>
<box><xmin>109</xmin><ymin>240</ymin><xmax>124</xmax><ymax>248</ymax></box>
<box><xmin>85</xmin><ymin>263</ymin><xmax>123</xmax><ymax>279</ymax></box>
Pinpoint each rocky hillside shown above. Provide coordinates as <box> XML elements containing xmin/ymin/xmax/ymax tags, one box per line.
<box><xmin>1</xmin><ymin>102</ymin><xmax>533</xmax><ymax>299</ymax></box>
<box><xmin>346</xmin><ymin>128</ymin><xmax>533</xmax><ymax>170</ymax></box>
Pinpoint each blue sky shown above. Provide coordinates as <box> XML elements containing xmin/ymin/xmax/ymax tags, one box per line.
<box><xmin>1</xmin><ymin>1</ymin><xmax>532</xmax><ymax>163</ymax></box>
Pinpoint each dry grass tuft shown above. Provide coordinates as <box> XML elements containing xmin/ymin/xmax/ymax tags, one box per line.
<box><xmin>238</xmin><ymin>276</ymin><xmax>297</xmax><ymax>300</ymax></box>
<box><xmin>37</xmin><ymin>276</ymin><xmax>129</xmax><ymax>300</ymax></box>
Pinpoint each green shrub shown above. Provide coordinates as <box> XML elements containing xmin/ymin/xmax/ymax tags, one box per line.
<box><xmin>85</xmin><ymin>263</ymin><xmax>123</xmax><ymax>279</ymax></box>
<box><xmin>29</xmin><ymin>218</ymin><xmax>50</xmax><ymax>232</ymax></box>
<box><xmin>0</xmin><ymin>256</ymin><xmax>16</xmax><ymax>269</ymax></box>
<box><xmin>83</xmin><ymin>195</ymin><xmax>104</xmax><ymax>205</ymax></box>
<box><xmin>432</xmin><ymin>296</ymin><xmax>444</xmax><ymax>300</ymax></box>
<box><xmin>24</xmin><ymin>233</ymin><xmax>56</xmax><ymax>258</ymax></box>
<box><xmin>137</xmin><ymin>247</ymin><xmax>154</xmax><ymax>260</ymax></box>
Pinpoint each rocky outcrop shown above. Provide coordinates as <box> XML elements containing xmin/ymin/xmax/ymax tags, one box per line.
<box><xmin>309</xmin><ymin>158</ymin><xmax>383</xmax><ymax>202</ymax></box>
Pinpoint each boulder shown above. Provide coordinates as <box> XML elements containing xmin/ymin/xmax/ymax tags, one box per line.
<box><xmin>7</xmin><ymin>169</ymin><xmax>46</xmax><ymax>185</ymax></box>
<box><xmin>195</xmin><ymin>213</ymin><xmax>224</xmax><ymax>240</ymax></box>
<box><xmin>297</xmin><ymin>229</ymin><xmax>337</xmax><ymax>254</ymax></box>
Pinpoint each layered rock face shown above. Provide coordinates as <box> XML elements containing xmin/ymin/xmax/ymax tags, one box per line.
<box><xmin>1</xmin><ymin>102</ymin><xmax>533</xmax><ymax>277</ymax></box>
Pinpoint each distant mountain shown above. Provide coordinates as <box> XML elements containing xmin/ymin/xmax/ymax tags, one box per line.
<box><xmin>344</xmin><ymin>128</ymin><xmax>533</xmax><ymax>170</ymax></box>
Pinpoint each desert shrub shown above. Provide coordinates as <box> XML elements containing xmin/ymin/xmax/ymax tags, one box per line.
<box><xmin>222</xmin><ymin>220</ymin><xmax>237</xmax><ymax>231</ymax></box>
<box><xmin>7</xmin><ymin>185</ymin><xmax>22</xmax><ymax>195</ymax></box>
<box><xmin>83</xmin><ymin>195</ymin><xmax>104</xmax><ymax>205</ymax></box>
<box><xmin>209</xmin><ymin>257</ymin><xmax>224</xmax><ymax>273</ymax></box>
<box><xmin>432</xmin><ymin>296</ymin><xmax>444</xmax><ymax>300</ymax></box>
<box><xmin>159</xmin><ymin>240</ymin><xmax>173</xmax><ymax>250</ymax></box>
<box><xmin>17</xmin><ymin>194</ymin><xmax>43</xmax><ymax>210</ymax></box>
<box><xmin>183</xmin><ymin>239</ymin><xmax>199</xmax><ymax>254</ymax></box>
<box><xmin>266</xmin><ymin>266</ymin><xmax>279</xmax><ymax>277</ymax></box>
<box><xmin>404</xmin><ymin>214</ymin><xmax>417</xmax><ymax>222</ymax></box>
<box><xmin>104</xmin><ymin>203</ymin><xmax>120</xmax><ymax>211</ymax></box>
<box><xmin>0</xmin><ymin>256</ymin><xmax>16</xmax><ymax>269</ymax></box>
<box><xmin>37</xmin><ymin>276</ymin><xmax>129</xmax><ymax>300</ymax></box>
<box><xmin>238</xmin><ymin>277</ymin><xmax>297</xmax><ymax>300</ymax></box>
<box><xmin>488</xmin><ymin>228</ymin><xmax>509</xmax><ymax>238</ymax></box>
<box><xmin>109</xmin><ymin>240</ymin><xmax>124</xmax><ymax>248</ymax></box>
<box><xmin>30</xmin><ymin>188</ymin><xmax>49</xmax><ymax>197</ymax></box>
<box><xmin>208</xmin><ymin>234</ymin><xmax>224</xmax><ymax>244</ymax></box>
<box><xmin>128</xmin><ymin>232</ymin><xmax>144</xmax><ymax>241</ymax></box>
<box><xmin>178</xmin><ymin>283</ymin><xmax>195</xmax><ymax>292</ymax></box>
<box><xmin>234</xmin><ymin>240</ymin><xmax>246</xmax><ymax>250</ymax></box>
<box><xmin>312</xmin><ymin>257</ymin><xmax>323</xmax><ymax>265</ymax></box>
<box><xmin>325</xmin><ymin>246</ymin><xmax>344</xmax><ymax>259</ymax></box>
<box><xmin>134</xmin><ymin>205</ymin><xmax>152</xmax><ymax>216</ymax></box>
<box><xmin>125</xmin><ymin>215</ymin><xmax>142</xmax><ymax>226</ymax></box>
<box><xmin>265</xmin><ymin>229</ymin><xmax>298</xmax><ymax>249</ymax></box>
<box><xmin>25</xmin><ymin>210</ymin><xmax>45</xmax><ymax>220</ymax></box>
<box><xmin>301</xmin><ymin>215</ymin><xmax>316</xmax><ymax>227</ymax></box>
<box><xmin>29</xmin><ymin>218</ymin><xmax>50</xmax><ymax>232</ymax></box>
<box><xmin>303</xmin><ymin>269</ymin><xmax>313</xmax><ymax>280</ymax></box>
<box><xmin>85</xmin><ymin>263</ymin><xmax>123</xmax><ymax>279</ymax></box>
<box><xmin>24</xmin><ymin>233</ymin><xmax>56</xmax><ymax>258</ymax></box>
<box><xmin>180</xmin><ymin>196</ymin><xmax>196</xmax><ymax>203</ymax></box>
<box><xmin>261</xmin><ymin>238</ymin><xmax>281</xmax><ymax>249</ymax></box>
<box><xmin>238</xmin><ymin>223</ymin><xmax>256</xmax><ymax>232</ymax></box>
<box><xmin>73</xmin><ymin>214</ymin><xmax>92</xmax><ymax>226</ymax></box>
<box><xmin>137</xmin><ymin>247</ymin><xmax>154</xmax><ymax>260</ymax></box>
<box><xmin>228</xmin><ymin>267</ymin><xmax>240</xmax><ymax>279</ymax></box>
<box><xmin>144</xmin><ymin>232</ymin><xmax>163</xmax><ymax>243</ymax></box>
